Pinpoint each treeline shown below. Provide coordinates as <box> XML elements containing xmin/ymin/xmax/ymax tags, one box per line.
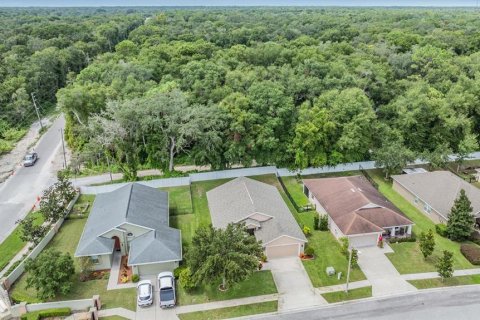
<box><xmin>58</xmin><ymin>8</ymin><xmax>480</xmax><ymax>178</ymax></box>
<box><xmin>0</xmin><ymin>7</ymin><xmax>145</xmax><ymax>153</ymax></box>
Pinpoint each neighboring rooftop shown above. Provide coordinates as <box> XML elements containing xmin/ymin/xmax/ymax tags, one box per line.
<box><xmin>75</xmin><ymin>183</ymin><xmax>181</xmax><ymax>264</ymax></box>
<box><xmin>304</xmin><ymin>175</ymin><xmax>413</xmax><ymax>235</ymax></box>
<box><xmin>392</xmin><ymin>170</ymin><xmax>480</xmax><ymax>219</ymax></box>
<box><xmin>207</xmin><ymin>177</ymin><xmax>307</xmax><ymax>244</ymax></box>
<box><xmin>402</xmin><ymin>167</ymin><xmax>428</xmax><ymax>175</ymax></box>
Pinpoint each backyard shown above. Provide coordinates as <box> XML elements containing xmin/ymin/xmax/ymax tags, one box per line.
<box><xmin>9</xmin><ymin>194</ymin><xmax>137</xmax><ymax>311</ymax></box>
<box><xmin>368</xmin><ymin>169</ymin><xmax>476</xmax><ymax>273</ymax></box>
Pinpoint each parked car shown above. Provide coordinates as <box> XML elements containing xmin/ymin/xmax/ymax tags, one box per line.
<box><xmin>23</xmin><ymin>152</ymin><xmax>38</xmax><ymax>167</ymax></box>
<box><xmin>137</xmin><ymin>280</ymin><xmax>153</xmax><ymax>307</ymax></box>
<box><xmin>158</xmin><ymin>272</ymin><xmax>176</xmax><ymax>308</ymax></box>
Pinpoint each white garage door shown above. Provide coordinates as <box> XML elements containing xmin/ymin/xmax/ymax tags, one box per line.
<box><xmin>349</xmin><ymin>234</ymin><xmax>379</xmax><ymax>248</ymax></box>
<box><xmin>137</xmin><ymin>262</ymin><xmax>178</xmax><ymax>276</ymax></box>
<box><xmin>266</xmin><ymin>244</ymin><xmax>299</xmax><ymax>259</ymax></box>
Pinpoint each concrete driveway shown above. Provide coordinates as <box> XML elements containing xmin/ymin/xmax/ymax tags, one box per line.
<box><xmin>135</xmin><ymin>275</ymin><xmax>178</xmax><ymax>320</ymax></box>
<box><xmin>357</xmin><ymin>246</ymin><xmax>417</xmax><ymax>297</ymax></box>
<box><xmin>266</xmin><ymin>257</ymin><xmax>327</xmax><ymax>311</ymax></box>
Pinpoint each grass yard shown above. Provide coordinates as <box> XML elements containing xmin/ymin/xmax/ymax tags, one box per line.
<box><xmin>280</xmin><ymin>176</ymin><xmax>309</xmax><ymax>207</ymax></box>
<box><xmin>302</xmin><ymin>231</ymin><xmax>366</xmax><ymax>287</ymax></box>
<box><xmin>160</xmin><ymin>186</ymin><xmax>193</xmax><ymax>215</ymax></box>
<box><xmin>321</xmin><ymin>286</ymin><xmax>372</xmax><ymax>303</ymax></box>
<box><xmin>369</xmin><ymin>169</ymin><xmax>475</xmax><ymax>273</ymax></box>
<box><xmin>9</xmin><ymin>196</ymin><xmax>137</xmax><ymax>311</ymax></box>
<box><xmin>176</xmin><ymin>270</ymin><xmax>277</xmax><ymax>305</ymax></box>
<box><xmin>408</xmin><ymin>275</ymin><xmax>480</xmax><ymax>289</ymax></box>
<box><xmin>0</xmin><ymin>210</ymin><xmax>43</xmax><ymax>272</ymax></box>
<box><xmin>178</xmin><ymin>300</ymin><xmax>278</xmax><ymax>320</ymax></box>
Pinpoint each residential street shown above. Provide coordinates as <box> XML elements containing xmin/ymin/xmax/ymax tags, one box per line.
<box><xmin>0</xmin><ymin>115</ymin><xmax>66</xmax><ymax>244</ymax></box>
<box><xmin>253</xmin><ymin>285</ymin><xmax>480</xmax><ymax>320</ymax></box>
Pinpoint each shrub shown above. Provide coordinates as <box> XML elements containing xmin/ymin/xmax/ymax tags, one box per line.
<box><xmin>435</xmin><ymin>224</ymin><xmax>448</xmax><ymax>237</ymax></box>
<box><xmin>260</xmin><ymin>254</ymin><xmax>268</xmax><ymax>263</ymax></box>
<box><xmin>339</xmin><ymin>237</ymin><xmax>349</xmax><ymax>257</ymax></box>
<box><xmin>303</xmin><ymin>226</ymin><xmax>311</xmax><ymax>236</ymax></box>
<box><xmin>132</xmin><ymin>274</ymin><xmax>140</xmax><ymax>282</ymax></box>
<box><xmin>313</xmin><ymin>215</ymin><xmax>320</xmax><ymax>230</ymax></box>
<box><xmin>319</xmin><ymin>215</ymin><xmax>329</xmax><ymax>231</ymax></box>
<box><xmin>388</xmin><ymin>232</ymin><xmax>417</xmax><ymax>244</ymax></box>
<box><xmin>460</xmin><ymin>244</ymin><xmax>480</xmax><ymax>265</ymax></box>
<box><xmin>179</xmin><ymin>267</ymin><xmax>195</xmax><ymax>291</ymax></box>
<box><xmin>173</xmin><ymin>266</ymin><xmax>184</xmax><ymax>279</ymax></box>
<box><xmin>304</xmin><ymin>246</ymin><xmax>315</xmax><ymax>256</ymax></box>
<box><xmin>21</xmin><ymin>308</ymin><xmax>71</xmax><ymax>320</ymax></box>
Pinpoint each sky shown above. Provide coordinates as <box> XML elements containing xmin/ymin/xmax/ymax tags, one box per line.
<box><xmin>1</xmin><ymin>0</ymin><xmax>479</xmax><ymax>7</ymax></box>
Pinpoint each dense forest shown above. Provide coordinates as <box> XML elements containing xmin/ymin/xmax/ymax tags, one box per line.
<box><xmin>0</xmin><ymin>7</ymin><xmax>144</xmax><ymax>153</ymax></box>
<box><xmin>4</xmin><ymin>8</ymin><xmax>480</xmax><ymax>177</ymax></box>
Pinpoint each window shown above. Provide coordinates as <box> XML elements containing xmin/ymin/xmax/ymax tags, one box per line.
<box><xmin>414</xmin><ymin>197</ymin><xmax>419</xmax><ymax>204</ymax></box>
<box><xmin>91</xmin><ymin>255</ymin><xmax>100</xmax><ymax>264</ymax></box>
<box><xmin>423</xmin><ymin>204</ymin><xmax>431</xmax><ymax>214</ymax></box>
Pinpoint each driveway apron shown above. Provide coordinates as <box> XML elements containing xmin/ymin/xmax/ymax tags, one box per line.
<box><xmin>267</xmin><ymin>257</ymin><xmax>327</xmax><ymax>311</ymax></box>
<box><xmin>357</xmin><ymin>246</ymin><xmax>417</xmax><ymax>297</ymax></box>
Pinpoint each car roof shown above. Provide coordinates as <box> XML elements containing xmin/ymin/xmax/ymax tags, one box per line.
<box><xmin>159</xmin><ymin>275</ymin><xmax>173</xmax><ymax>288</ymax></box>
<box><xmin>137</xmin><ymin>282</ymin><xmax>152</xmax><ymax>296</ymax></box>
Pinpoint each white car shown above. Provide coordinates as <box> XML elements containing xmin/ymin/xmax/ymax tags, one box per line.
<box><xmin>137</xmin><ymin>280</ymin><xmax>153</xmax><ymax>307</ymax></box>
<box><xmin>158</xmin><ymin>272</ymin><xmax>176</xmax><ymax>308</ymax></box>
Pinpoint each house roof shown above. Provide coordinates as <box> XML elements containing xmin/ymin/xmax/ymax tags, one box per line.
<box><xmin>207</xmin><ymin>177</ymin><xmax>307</xmax><ymax>245</ymax></box>
<box><xmin>392</xmin><ymin>171</ymin><xmax>480</xmax><ymax>219</ymax></box>
<box><xmin>304</xmin><ymin>176</ymin><xmax>413</xmax><ymax>236</ymax></box>
<box><xmin>75</xmin><ymin>183</ymin><xmax>181</xmax><ymax>264</ymax></box>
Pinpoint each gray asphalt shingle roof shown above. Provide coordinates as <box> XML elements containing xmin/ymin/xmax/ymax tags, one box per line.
<box><xmin>207</xmin><ymin>177</ymin><xmax>307</xmax><ymax>245</ymax></box>
<box><xmin>75</xmin><ymin>183</ymin><xmax>181</xmax><ymax>264</ymax></box>
<box><xmin>392</xmin><ymin>171</ymin><xmax>480</xmax><ymax>219</ymax></box>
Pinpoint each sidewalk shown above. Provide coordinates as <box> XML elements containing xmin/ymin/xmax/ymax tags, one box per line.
<box><xmin>402</xmin><ymin>268</ymin><xmax>480</xmax><ymax>281</ymax></box>
<box><xmin>107</xmin><ymin>252</ymin><xmax>136</xmax><ymax>290</ymax></box>
<box><xmin>175</xmin><ymin>293</ymin><xmax>278</xmax><ymax>314</ymax></box>
<box><xmin>315</xmin><ymin>280</ymin><xmax>371</xmax><ymax>294</ymax></box>
<box><xmin>98</xmin><ymin>307</ymin><xmax>136</xmax><ymax>319</ymax></box>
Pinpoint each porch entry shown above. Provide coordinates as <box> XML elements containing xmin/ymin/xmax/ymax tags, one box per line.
<box><xmin>112</xmin><ymin>236</ymin><xmax>121</xmax><ymax>251</ymax></box>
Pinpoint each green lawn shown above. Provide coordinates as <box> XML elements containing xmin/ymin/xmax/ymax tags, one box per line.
<box><xmin>9</xmin><ymin>196</ymin><xmax>137</xmax><ymax>311</ymax></box>
<box><xmin>178</xmin><ymin>300</ymin><xmax>278</xmax><ymax>320</ymax></box>
<box><xmin>160</xmin><ymin>186</ymin><xmax>193</xmax><ymax>215</ymax></box>
<box><xmin>369</xmin><ymin>169</ymin><xmax>475</xmax><ymax>273</ymax></box>
<box><xmin>177</xmin><ymin>270</ymin><xmax>277</xmax><ymax>305</ymax></box>
<box><xmin>321</xmin><ymin>286</ymin><xmax>372</xmax><ymax>303</ymax></box>
<box><xmin>0</xmin><ymin>210</ymin><xmax>44</xmax><ymax>272</ymax></box>
<box><xmin>280</xmin><ymin>176</ymin><xmax>309</xmax><ymax>207</ymax></box>
<box><xmin>408</xmin><ymin>274</ymin><xmax>480</xmax><ymax>289</ymax></box>
<box><xmin>302</xmin><ymin>231</ymin><xmax>366</xmax><ymax>287</ymax></box>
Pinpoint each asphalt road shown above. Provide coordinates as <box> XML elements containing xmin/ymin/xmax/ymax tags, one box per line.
<box><xmin>254</xmin><ymin>285</ymin><xmax>480</xmax><ymax>320</ymax></box>
<box><xmin>0</xmin><ymin>116</ymin><xmax>65</xmax><ymax>244</ymax></box>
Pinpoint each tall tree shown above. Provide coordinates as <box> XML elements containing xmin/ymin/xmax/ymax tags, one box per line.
<box><xmin>436</xmin><ymin>250</ymin><xmax>454</xmax><ymax>281</ymax></box>
<box><xmin>447</xmin><ymin>189</ymin><xmax>475</xmax><ymax>241</ymax></box>
<box><xmin>16</xmin><ymin>216</ymin><xmax>48</xmax><ymax>245</ymax></box>
<box><xmin>25</xmin><ymin>249</ymin><xmax>75</xmax><ymax>299</ymax></box>
<box><xmin>373</xmin><ymin>140</ymin><xmax>415</xmax><ymax>179</ymax></box>
<box><xmin>187</xmin><ymin>223</ymin><xmax>263</xmax><ymax>290</ymax></box>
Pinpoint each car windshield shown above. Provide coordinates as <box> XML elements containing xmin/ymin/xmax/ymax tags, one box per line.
<box><xmin>25</xmin><ymin>155</ymin><xmax>33</xmax><ymax>160</ymax></box>
<box><xmin>137</xmin><ymin>284</ymin><xmax>151</xmax><ymax>301</ymax></box>
<box><xmin>160</xmin><ymin>288</ymin><xmax>174</xmax><ymax>301</ymax></box>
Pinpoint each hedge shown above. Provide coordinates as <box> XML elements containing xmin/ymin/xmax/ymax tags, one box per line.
<box><xmin>460</xmin><ymin>244</ymin><xmax>480</xmax><ymax>265</ymax></box>
<box><xmin>21</xmin><ymin>308</ymin><xmax>71</xmax><ymax>320</ymax></box>
<box><xmin>388</xmin><ymin>232</ymin><xmax>417</xmax><ymax>244</ymax></box>
<box><xmin>435</xmin><ymin>224</ymin><xmax>448</xmax><ymax>237</ymax></box>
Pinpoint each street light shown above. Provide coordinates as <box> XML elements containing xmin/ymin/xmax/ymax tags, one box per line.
<box><xmin>345</xmin><ymin>248</ymin><xmax>361</xmax><ymax>293</ymax></box>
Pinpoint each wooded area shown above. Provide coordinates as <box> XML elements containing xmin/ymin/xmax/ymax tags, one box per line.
<box><xmin>3</xmin><ymin>8</ymin><xmax>480</xmax><ymax>177</ymax></box>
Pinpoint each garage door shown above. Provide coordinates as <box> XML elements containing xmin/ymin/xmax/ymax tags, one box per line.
<box><xmin>266</xmin><ymin>244</ymin><xmax>299</xmax><ymax>259</ymax></box>
<box><xmin>349</xmin><ymin>234</ymin><xmax>378</xmax><ymax>248</ymax></box>
<box><xmin>137</xmin><ymin>262</ymin><xmax>178</xmax><ymax>276</ymax></box>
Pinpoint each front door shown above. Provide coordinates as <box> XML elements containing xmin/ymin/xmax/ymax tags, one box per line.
<box><xmin>112</xmin><ymin>236</ymin><xmax>121</xmax><ymax>251</ymax></box>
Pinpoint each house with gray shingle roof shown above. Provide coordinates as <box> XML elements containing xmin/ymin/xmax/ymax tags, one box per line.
<box><xmin>392</xmin><ymin>171</ymin><xmax>480</xmax><ymax>224</ymax></box>
<box><xmin>74</xmin><ymin>183</ymin><xmax>182</xmax><ymax>276</ymax></box>
<box><xmin>207</xmin><ymin>177</ymin><xmax>307</xmax><ymax>259</ymax></box>
<box><xmin>303</xmin><ymin>176</ymin><xmax>413</xmax><ymax>248</ymax></box>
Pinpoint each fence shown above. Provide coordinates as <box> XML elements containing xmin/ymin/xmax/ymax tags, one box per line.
<box><xmin>26</xmin><ymin>299</ymin><xmax>94</xmax><ymax>312</ymax></box>
<box><xmin>1</xmin><ymin>194</ymin><xmax>79</xmax><ymax>290</ymax></box>
<box><xmin>79</xmin><ymin>152</ymin><xmax>480</xmax><ymax>195</ymax></box>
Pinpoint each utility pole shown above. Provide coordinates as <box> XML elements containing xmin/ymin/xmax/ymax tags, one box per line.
<box><xmin>345</xmin><ymin>248</ymin><xmax>353</xmax><ymax>294</ymax></box>
<box><xmin>60</xmin><ymin>128</ymin><xmax>67</xmax><ymax>169</ymax></box>
<box><xmin>105</xmin><ymin>154</ymin><xmax>113</xmax><ymax>182</ymax></box>
<box><xmin>31</xmin><ymin>93</ymin><xmax>43</xmax><ymax>130</ymax></box>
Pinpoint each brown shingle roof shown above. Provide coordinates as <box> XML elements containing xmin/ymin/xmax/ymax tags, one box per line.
<box><xmin>303</xmin><ymin>176</ymin><xmax>413</xmax><ymax>235</ymax></box>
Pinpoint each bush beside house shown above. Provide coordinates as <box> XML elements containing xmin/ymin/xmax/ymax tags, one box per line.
<box><xmin>20</xmin><ymin>307</ymin><xmax>71</xmax><ymax>320</ymax></box>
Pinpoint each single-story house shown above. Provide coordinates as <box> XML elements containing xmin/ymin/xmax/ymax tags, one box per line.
<box><xmin>207</xmin><ymin>177</ymin><xmax>307</xmax><ymax>259</ymax></box>
<box><xmin>74</xmin><ymin>183</ymin><xmax>182</xmax><ymax>276</ymax></box>
<box><xmin>303</xmin><ymin>176</ymin><xmax>414</xmax><ymax>248</ymax></box>
<box><xmin>392</xmin><ymin>171</ymin><xmax>480</xmax><ymax>224</ymax></box>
